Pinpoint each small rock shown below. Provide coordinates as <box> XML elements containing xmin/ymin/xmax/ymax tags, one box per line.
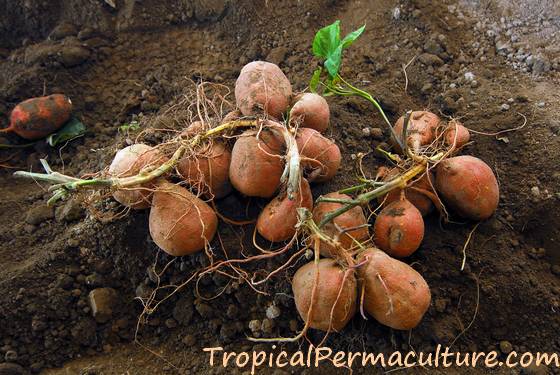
<box><xmin>55</xmin><ymin>274</ymin><xmax>74</xmax><ymax>290</ymax></box>
<box><xmin>530</xmin><ymin>186</ymin><xmax>540</xmax><ymax>198</ymax></box>
<box><xmin>182</xmin><ymin>334</ymin><xmax>196</xmax><ymax>347</ymax></box>
<box><xmin>266</xmin><ymin>305</ymin><xmax>281</xmax><ymax>320</ymax></box>
<box><xmin>464</xmin><ymin>72</ymin><xmax>475</xmax><ymax>82</ymax></box>
<box><xmin>194</xmin><ymin>300</ymin><xmax>213</xmax><ymax>319</ymax></box>
<box><xmin>49</xmin><ymin>22</ymin><xmax>78</xmax><ymax>40</ymax></box>
<box><xmin>261</xmin><ymin>318</ymin><xmax>274</xmax><ymax>334</ymax></box>
<box><xmin>537</xmin><ymin>102</ymin><xmax>545</xmax><ymax>108</ymax></box>
<box><xmin>424</xmin><ymin>39</ymin><xmax>443</xmax><ymax>55</ymax></box>
<box><xmin>59</xmin><ymin>45</ymin><xmax>91</xmax><ymax>67</ymax></box>
<box><xmin>421</xmin><ymin>82</ymin><xmax>433</xmax><ymax>93</ymax></box>
<box><xmin>551</xmin><ymin>264</ymin><xmax>560</xmax><ymax>276</ymax></box>
<box><xmin>392</xmin><ymin>7</ymin><xmax>401</xmax><ymax>20</ymax></box>
<box><xmin>361</xmin><ymin>127</ymin><xmax>371</xmax><ymax>137</ymax></box>
<box><xmin>25</xmin><ymin>205</ymin><xmax>54</xmax><ymax>225</ymax></box>
<box><xmin>135</xmin><ymin>283</ymin><xmax>153</xmax><ymax>299</ymax></box>
<box><xmin>248</xmin><ymin>319</ymin><xmax>261</xmax><ymax>333</ymax></box>
<box><xmin>0</xmin><ymin>363</ymin><xmax>26</xmax><ymax>375</ymax></box>
<box><xmin>370</xmin><ymin>128</ymin><xmax>383</xmax><ymax>140</ymax></box>
<box><xmin>4</xmin><ymin>350</ymin><xmax>17</xmax><ymax>361</ymax></box>
<box><xmin>266</xmin><ymin>47</ymin><xmax>288</xmax><ymax>65</ymax></box>
<box><xmin>77</xmin><ymin>27</ymin><xmax>98</xmax><ymax>40</ymax></box>
<box><xmin>55</xmin><ymin>198</ymin><xmax>85</xmax><ymax>222</ymax></box>
<box><xmin>418</xmin><ymin>53</ymin><xmax>444</xmax><ymax>67</ymax></box>
<box><xmin>499</xmin><ymin>340</ymin><xmax>513</xmax><ymax>354</ymax></box>
<box><xmin>88</xmin><ymin>287</ymin><xmax>118</xmax><ymax>323</ymax></box>
<box><xmin>85</xmin><ymin>273</ymin><xmax>106</xmax><ymax>287</ymax></box>
<box><xmin>164</xmin><ymin>318</ymin><xmax>178</xmax><ymax>329</ymax></box>
<box><xmin>500</xmin><ymin>103</ymin><xmax>510</xmax><ymax>111</ymax></box>
<box><xmin>495</xmin><ymin>40</ymin><xmax>511</xmax><ymax>54</ymax></box>
<box><xmin>434</xmin><ymin>298</ymin><xmax>447</xmax><ymax>313</ymax></box>
<box><xmin>24</xmin><ymin>44</ymin><xmax>61</xmax><ymax>66</ymax></box>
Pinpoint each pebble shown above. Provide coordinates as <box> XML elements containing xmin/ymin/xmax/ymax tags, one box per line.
<box><xmin>530</xmin><ymin>186</ymin><xmax>540</xmax><ymax>198</ymax></box>
<box><xmin>182</xmin><ymin>334</ymin><xmax>196</xmax><ymax>347</ymax></box>
<box><xmin>464</xmin><ymin>71</ymin><xmax>475</xmax><ymax>81</ymax></box>
<box><xmin>421</xmin><ymin>83</ymin><xmax>433</xmax><ymax>93</ymax></box>
<box><xmin>551</xmin><ymin>265</ymin><xmax>560</xmax><ymax>276</ymax></box>
<box><xmin>370</xmin><ymin>128</ymin><xmax>383</xmax><ymax>139</ymax></box>
<box><xmin>261</xmin><ymin>319</ymin><xmax>274</xmax><ymax>334</ymax></box>
<box><xmin>194</xmin><ymin>301</ymin><xmax>213</xmax><ymax>319</ymax></box>
<box><xmin>59</xmin><ymin>45</ymin><xmax>91</xmax><ymax>67</ymax></box>
<box><xmin>537</xmin><ymin>102</ymin><xmax>545</xmax><ymax>108</ymax></box>
<box><xmin>4</xmin><ymin>350</ymin><xmax>17</xmax><ymax>361</ymax></box>
<box><xmin>499</xmin><ymin>340</ymin><xmax>513</xmax><ymax>354</ymax></box>
<box><xmin>88</xmin><ymin>287</ymin><xmax>118</xmax><ymax>323</ymax></box>
<box><xmin>500</xmin><ymin>103</ymin><xmax>510</xmax><ymax>111</ymax></box>
<box><xmin>55</xmin><ymin>198</ymin><xmax>85</xmax><ymax>222</ymax></box>
<box><xmin>361</xmin><ymin>127</ymin><xmax>371</xmax><ymax>137</ymax></box>
<box><xmin>248</xmin><ymin>320</ymin><xmax>261</xmax><ymax>333</ymax></box>
<box><xmin>49</xmin><ymin>22</ymin><xmax>78</xmax><ymax>40</ymax></box>
<box><xmin>418</xmin><ymin>53</ymin><xmax>444</xmax><ymax>67</ymax></box>
<box><xmin>266</xmin><ymin>305</ymin><xmax>281</xmax><ymax>320</ymax></box>
<box><xmin>164</xmin><ymin>318</ymin><xmax>178</xmax><ymax>329</ymax></box>
<box><xmin>25</xmin><ymin>205</ymin><xmax>54</xmax><ymax>225</ymax></box>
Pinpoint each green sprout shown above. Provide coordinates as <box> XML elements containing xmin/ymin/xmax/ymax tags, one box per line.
<box><xmin>310</xmin><ymin>20</ymin><xmax>404</xmax><ymax>150</ymax></box>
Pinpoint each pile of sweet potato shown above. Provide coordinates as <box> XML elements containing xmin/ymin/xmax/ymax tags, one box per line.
<box><xmin>86</xmin><ymin>61</ymin><xmax>502</xmax><ymax>335</ymax></box>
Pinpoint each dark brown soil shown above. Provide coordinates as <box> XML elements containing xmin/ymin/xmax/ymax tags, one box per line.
<box><xmin>1</xmin><ymin>0</ymin><xmax>559</xmax><ymax>374</ymax></box>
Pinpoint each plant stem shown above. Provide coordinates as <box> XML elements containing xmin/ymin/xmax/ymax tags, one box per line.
<box><xmin>13</xmin><ymin>120</ymin><xmax>257</xmax><ymax>204</ymax></box>
<box><xmin>318</xmin><ymin>163</ymin><xmax>427</xmax><ymax>228</ymax></box>
<box><xmin>325</xmin><ymin>75</ymin><xmax>405</xmax><ymax>151</ymax></box>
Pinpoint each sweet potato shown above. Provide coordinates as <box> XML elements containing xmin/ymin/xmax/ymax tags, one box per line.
<box><xmin>373</xmin><ymin>199</ymin><xmax>424</xmax><ymax>258</ymax></box>
<box><xmin>108</xmin><ymin>144</ymin><xmax>169</xmax><ymax>209</ymax></box>
<box><xmin>313</xmin><ymin>192</ymin><xmax>369</xmax><ymax>257</ymax></box>
<box><xmin>290</xmin><ymin>93</ymin><xmax>330</xmax><ymax>133</ymax></box>
<box><xmin>235</xmin><ymin>61</ymin><xmax>292</xmax><ymax>119</ymax></box>
<box><xmin>392</xmin><ymin>111</ymin><xmax>440</xmax><ymax>152</ymax></box>
<box><xmin>296</xmin><ymin>128</ymin><xmax>341</xmax><ymax>182</ymax></box>
<box><xmin>292</xmin><ymin>258</ymin><xmax>357</xmax><ymax>332</ymax></box>
<box><xmin>443</xmin><ymin>119</ymin><xmax>470</xmax><ymax>149</ymax></box>
<box><xmin>222</xmin><ymin>109</ymin><xmax>242</xmax><ymax>123</ymax></box>
<box><xmin>229</xmin><ymin>124</ymin><xmax>285</xmax><ymax>198</ymax></box>
<box><xmin>149</xmin><ymin>182</ymin><xmax>218</xmax><ymax>256</ymax></box>
<box><xmin>378</xmin><ymin>169</ymin><xmax>435</xmax><ymax>216</ymax></box>
<box><xmin>180</xmin><ymin>120</ymin><xmax>207</xmax><ymax>138</ymax></box>
<box><xmin>357</xmin><ymin>247</ymin><xmax>431</xmax><ymax>330</ymax></box>
<box><xmin>177</xmin><ymin>141</ymin><xmax>232</xmax><ymax>199</ymax></box>
<box><xmin>1</xmin><ymin>94</ymin><xmax>72</xmax><ymax>140</ymax></box>
<box><xmin>256</xmin><ymin>178</ymin><xmax>313</xmax><ymax>242</ymax></box>
<box><xmin>435</xmin><ymin>155</ymin><xmax>499</xmax><ymax>220</ymax></box>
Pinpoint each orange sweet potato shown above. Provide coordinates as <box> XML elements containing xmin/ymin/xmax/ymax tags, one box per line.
<box><xmin>312</xmin><ymin>192</ymin><xmax>369</xmax><ymax>257</ymax></box>
<box><xmin>108</xmin><ymin>144</ymin><xmax>169</xmax><ymax>209</ymax></box>
<box><xmin>1</xmin><ymin>94</ymin><xmax>72</xmax><ymax>140</ymax></box>
<box><xmin>435</xmin><ymin>155</ymin><xmax>499</xmax><ymax>220</ymax></box>
<box><xmin>149</xmin><ymin>182</ymin><xmax>218</xmax><ymax>256</ymax></box>
<box><xmin>296</xmin><ymin>127</ymin><xmax>341</xmax><ymax>183</ymax></box>
<box><xmin>373</xmin><ymin>199</ymin><xmax>425</xmax><ymax>258</ymax></box>
<box><xmin>177</xmin><ymin>141</ymin><xmax>232</xmax><ymax>199</ymax></box>
<box><xmin>256</xmin><ymin>178</ymin><xmax>313</xmax><ymax>242</ymax></box>
<box><xmin>235</xmin><ymin>61</ymin><xmax>292</xmax><ymax>119</ymax></box>
<box><xmin>292</xmin><ymin>258</ymin><xmax>357</xmax><ymax>332</ymax></box>
<box><xmin>357</xmin><ymin>247</ymin><xmax>431</xmax><ymax>330</ymax></box>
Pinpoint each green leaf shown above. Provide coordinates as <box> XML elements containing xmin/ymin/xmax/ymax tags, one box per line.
<box><xmin>309</xmin><ymin>67</ymin><xmax>322</xmax><ymax>92</ymax></box>
<box><xmin>324</xmin><ymin>45</ymin><xmax>343</xmax><ymax>77</ymax></box>
<box><xmin>341</xmin><ymin>24</ymin><xmax>366</xmax><ymax>48</ymax></box>
<box><xmin>46</xmin><ymin>117</ymin><xmax>86</xmax><ymax>146</ymax></box>
<box><xmin>312</xmin><ymin>20</ymin><xmax>341</xmax><ymax>59</ymax></box>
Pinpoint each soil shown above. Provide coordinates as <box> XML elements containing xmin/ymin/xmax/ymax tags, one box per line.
<box><xmin>1</xmin><ymin>0</ymin><xmax>559</xmax><ymax>374</ymax></box>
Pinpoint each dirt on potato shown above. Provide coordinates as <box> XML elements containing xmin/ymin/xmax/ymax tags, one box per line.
<box><xmin>0</xmin><ymin>0</ymin><xmax>559</xmax><ymax>374</ymax></box>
